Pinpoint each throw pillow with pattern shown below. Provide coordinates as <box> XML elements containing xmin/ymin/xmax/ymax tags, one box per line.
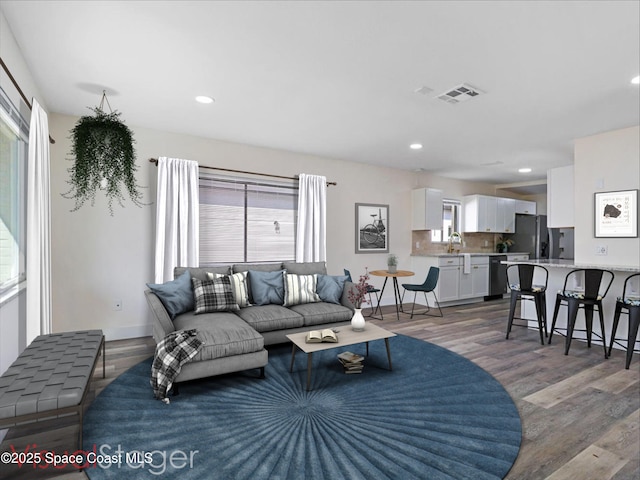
<box><xmin>208</xmin><ymin>271</ymin><xmax>252</xmax><ymax>308</ymax></box>
<box><xmin>283</xmin><ymin>273</ymin><xmax>321</xmax><ymax>307</ymax></box>
<box><xmin>192</xmin><ymin>276</ymin><xmax>239</xmax><ymax>314</ymax></box>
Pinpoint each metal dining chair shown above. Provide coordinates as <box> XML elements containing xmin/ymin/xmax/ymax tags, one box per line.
<box><xmin>505</xmin><ymin>263</ymin><xmax>549</xmax><ymax>345</ymax></box>
<box><xmin>548</xmin><ymin>268</ymin><xmax>614</xmax><ymax>358</ymax></box>
<box><xmin>607</xmin><ymin>273</ymin><xmax>640</xmax><ymax>369</ymax></box>
<box><xmin>400</xmin><ymin>266</ymin><xmax>443</xmax><ymax>318</ymax></box>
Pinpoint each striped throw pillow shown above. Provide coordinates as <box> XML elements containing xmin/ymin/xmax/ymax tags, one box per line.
<box><xmin>208</xmin><ymin>272</ymin><xmax>251</xmax><ymax>308</ymax></box>
<box><xmin>192</xmin><ymin>276</ymin><xmax>239</xmax><ymax>314</ymax></box>
<box><xmin>283</xmin><ymin>273</ymin><xmax>320</xmax><ymax>307</ymax></box>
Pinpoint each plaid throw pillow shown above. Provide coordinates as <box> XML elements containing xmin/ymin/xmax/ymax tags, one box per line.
<box><xmin>208</xmin><ymin>272</ymin><xmax>251</xmax><ymax>308</ymax></box>
<box><xmin>192</xmin><ymin>276</ymin><xmax>239</xmax><ymax>314</ymax></box>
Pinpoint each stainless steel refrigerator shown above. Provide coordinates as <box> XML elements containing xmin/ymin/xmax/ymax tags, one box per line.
<box><xmin>548</xmin><ymin>228</ymin><xmax>575</xmax><ymax>259</ymax></box>
<box><xmin>510</xmin><ymin>214</ymin><xmax>549</xmax><ymax>259</ymax></box>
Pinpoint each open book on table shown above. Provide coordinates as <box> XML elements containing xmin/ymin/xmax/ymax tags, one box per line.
<box><xmin>305</xmin><ymin>328</ymin><xmax>338</xmax><ymax>343</ymax></box>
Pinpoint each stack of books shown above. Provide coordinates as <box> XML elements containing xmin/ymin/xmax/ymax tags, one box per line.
<box><xmin>338</xmin><ymin>351</ymin><xmax>364</xmax><ymax>374</ymax></box>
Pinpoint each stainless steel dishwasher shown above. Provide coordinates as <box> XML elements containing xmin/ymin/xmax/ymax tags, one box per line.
<box><xmin>486</xmin><ymin>255</ymin><xmax>507</xmax><ymax>300</ymax></box>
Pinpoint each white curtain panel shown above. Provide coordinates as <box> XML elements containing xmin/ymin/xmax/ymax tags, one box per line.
<box><xmin>26</xmin><ymin>98</ymin><xmax>52</xmax><ymax>343</ymax></box>
<box><xmin>296</xmin><ymin>173</ymin><xmax>327</xmax><ymax>262</ymax></box>
<box><xmin>154</xmin><ymin>157</ymin><xmax>199</xmax><ymax>283</ymax></box>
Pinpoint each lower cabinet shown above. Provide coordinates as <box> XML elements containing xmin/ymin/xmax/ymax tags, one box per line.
<box><xmin>411</xmin><ymin>255</ymin><xmax>489</xmax><ymax>304</ymax></box>
<box><xmin>438</xmin><ymin>264</ymin><xmax>460</xmax><ymax>302</ymax></box>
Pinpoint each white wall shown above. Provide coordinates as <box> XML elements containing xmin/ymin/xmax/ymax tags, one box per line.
<box><xmin>574</xmin><ymin>125</ymin><xmax>640</xmax><ymax>267</ymax></box>
<box><xmin>49</xmin><ymin>113</ymin><xmax>500</xmax><ymax>339</ymax></box>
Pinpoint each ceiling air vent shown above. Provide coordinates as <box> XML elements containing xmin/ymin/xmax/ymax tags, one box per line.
<box><xmin>436</xmin><ymin>83</ymin><xmax>483</xmax><ymax>104</ymax></box>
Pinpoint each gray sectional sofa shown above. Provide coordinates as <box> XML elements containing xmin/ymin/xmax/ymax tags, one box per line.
<box><xmin>145</xmin><ymin>261</ymin><xmax>355</xmax><ymax>385</ymax></box>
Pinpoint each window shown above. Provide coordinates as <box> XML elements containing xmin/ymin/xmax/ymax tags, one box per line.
<box><xmin>431</xmin><ymin>200</ymin><xmax>461</xmax><ymax>243</ymax></box>
<box><xmin>199</xmin><ymin>175</ymin><xmax>297</xmax><ymax>264</ymax></box>
<box><xmin>0</xmin><ymin>86</ymin><xmax>28</xmax><ymax>296</ymax></box>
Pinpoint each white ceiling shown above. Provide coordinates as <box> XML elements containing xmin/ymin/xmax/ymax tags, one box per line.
<box><xmin>2</xmin><ymin>1</ymin><xmax>639</xmax><ymax>186</ymax></box>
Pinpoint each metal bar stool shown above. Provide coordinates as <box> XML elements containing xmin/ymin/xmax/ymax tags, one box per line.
<box><xmin>548</xmin><ymin>268</ymin><xmax>614</xmax><ymax>358</ymax></box>
<box><xmin>607</xmin><ymin>273</ymin><xmax>640</xmax><ymax>369</ymax></box>
<box><xmin>505</xmin><ymin>263</ymin><xmax>549</xmax><ymax>345</ymax></box>
<box><xmin>400</xmin><ymin>266</ymin><xmax>443</xmax><ymax>318</ymax></box>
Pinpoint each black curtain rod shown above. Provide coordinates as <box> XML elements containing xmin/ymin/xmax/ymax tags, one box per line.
<box><xmin>149</xmin><ymin>158</ymin><xmax>337</xmax><ymax>186</ymax></box>
<box><xmin>0</xmin><ymin>56</ymin><xmax>55</xmax><ymax>144</ymax></box>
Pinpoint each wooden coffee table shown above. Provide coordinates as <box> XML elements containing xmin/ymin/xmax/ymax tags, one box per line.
<box><xmin>286</xmin><ymin>323</ymin><xmax>397</xmax><ymax>391</ymax></box>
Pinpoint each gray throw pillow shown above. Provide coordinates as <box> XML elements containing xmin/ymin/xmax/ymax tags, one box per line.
<box><xmin>316</xmin><ymin>274</ymin><xmax>349</xmax><ymax>304</ymax></box>
<box><xmin>248</xmin><ymin>270</ymin><xmax>285</xmax><ymax>306</ymax></box>
<box><xmin>146</xmin><ymin>269</ymin><xmax>194</xmax><ymax>319</ymax></box>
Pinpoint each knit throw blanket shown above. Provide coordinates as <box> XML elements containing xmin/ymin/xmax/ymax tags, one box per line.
<box><xmin>150</xmin><ymin>329</ymin><xmax>203</xmax><ymax>404</ymax></box>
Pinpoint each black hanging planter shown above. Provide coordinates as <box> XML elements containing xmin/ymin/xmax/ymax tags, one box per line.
<box><xmin>63</xmin><ymin>92</ymin><xmax>146</xmax><ymax>215</ymax></box>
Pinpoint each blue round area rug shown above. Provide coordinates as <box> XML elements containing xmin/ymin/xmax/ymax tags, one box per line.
<box><xmin>83</xmin><ymin>334</ymin><xmax>521</xmax><ymax>479</ymax></box>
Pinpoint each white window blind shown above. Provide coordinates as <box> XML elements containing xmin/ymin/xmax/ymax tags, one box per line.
<box><xmin>0</xmin><ymin>86</ymin><xmax>28</xmax><ymax>295</ymax></box>
<box><xmin>199</xmin><ymin>175</ymin><xmax>297</xmax><ymax>264</ymax></box>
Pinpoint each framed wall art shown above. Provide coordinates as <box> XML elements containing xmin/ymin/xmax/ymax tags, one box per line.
<box><xmin>594</xmin><ymin>189</ymin><xmax>638</xmax><ymax>238</ymax></box>
<box><xmin>355</xmin><ymin>203</ymin><xmax>389</xmax><ymax>253</ymax></box>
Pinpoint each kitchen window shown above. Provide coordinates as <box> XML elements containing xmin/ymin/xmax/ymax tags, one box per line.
<box><xmin>431</xmin><ymin>200</ymin><xmax>461</xmax><ymax>243</ymax></box>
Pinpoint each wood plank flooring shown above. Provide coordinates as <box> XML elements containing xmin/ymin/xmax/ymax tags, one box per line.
<box><xmin>1</xmin><ymin>298</ymin><xmax>638</xmax><ymax>479</ymax></box>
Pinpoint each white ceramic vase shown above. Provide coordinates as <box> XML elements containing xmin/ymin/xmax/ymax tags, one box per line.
<box><xmin>387</xmin><ymin>265</ymin><xmax>397</xmax><ymax>273</ymax></box>
<box><xmin>351</xmin><ymin>308</ymin><xmax>365</xmax><ymax>331</ymax></box>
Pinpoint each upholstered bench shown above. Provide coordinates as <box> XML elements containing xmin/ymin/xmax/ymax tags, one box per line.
<box><xmin>0</xmin><ymin>330</ymin><xmax>105</xmax><ymax>450</ymax></box>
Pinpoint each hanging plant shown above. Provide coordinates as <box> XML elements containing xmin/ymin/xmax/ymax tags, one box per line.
<box><xmin>62</xmin><ymin>92</ymin><xmax>147</xmax><ymax>214</ymax></box>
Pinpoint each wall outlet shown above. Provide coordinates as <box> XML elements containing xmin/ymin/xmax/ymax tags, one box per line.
<box><xmin>415</xmin><ymin>241</ymin><xmax>420</xmax><ymax>249</ymax></box>
<box><xmin>595</xmin><ymin>245</ymin><xmax>608</xmax><ymax>256</ymax></box>
<box><xmin>113</xmin><ymin>299</ymin><xmax>122</xmax><ymax>311</ymax></box>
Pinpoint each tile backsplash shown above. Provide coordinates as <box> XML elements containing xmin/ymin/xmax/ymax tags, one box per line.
<box><xmin>412</xmin><ymin>231</ymin><xmax>497</xmax><ymax>255</ymax></box>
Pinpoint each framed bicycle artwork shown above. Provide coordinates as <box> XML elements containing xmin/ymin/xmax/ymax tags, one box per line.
<box><xmin>355</xmin><ymin>203</ymin><xmax>389</xmax><ymax>253</ymax></box>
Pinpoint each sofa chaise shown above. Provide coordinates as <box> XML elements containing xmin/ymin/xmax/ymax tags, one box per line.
<box><xmin>145</xmin><ymin>261</ymin><xmax>356</xmax><ymax>386</ymax></box>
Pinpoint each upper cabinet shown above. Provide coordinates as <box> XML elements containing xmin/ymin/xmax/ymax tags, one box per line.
<box><xmin>411</xmin><ymin>188</ymin><xmax>443</xmax><ymax>230</ymax></box>
<box><xmin>463</xmin><ymin>194</ymin><xmax>516</xmax><ymax>233</ymax></box>
<box><xmin>497</xmin><ymin>197</ymin><xmax>516</xmax><ymax>233</ymax></box>
<box><xmin>547</xmin><ymin>165</ymin><xmax>574</xmax><ymax>228</ymax></box>
<box><xmin>515</xmin><ymin>199</ymin><xmax>537</xmax><ymax>215</ymax></box>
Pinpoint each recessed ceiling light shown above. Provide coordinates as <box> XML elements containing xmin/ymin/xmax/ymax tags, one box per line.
<box><xmin>632</xmin><ymin>75</ymin><xmax>640</xmax><ymax>85</ymax></box>
<box><xmin>195</xmin><ymin>95</ymin><xmax>215</xmax><ymax>104</ymax></box>
<box><xmin>518</xmin><ymin>168</ymin><xmax>532</xmax><ymax>173</ymax></box>
<box><xmin>410</xmin><ymin>143</ymin><xmax>423</xmax><ymax>150</ymax></box>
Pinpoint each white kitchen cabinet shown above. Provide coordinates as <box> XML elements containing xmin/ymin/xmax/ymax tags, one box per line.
<box><xmin>515</xmin><ymin>200</ymin><xmax>537</xmax><ymax>215</ymax></box>
<box><xmin>438</xmin><ymin>257</ymin><xmax>461</xmax><ymax>302</ymax></box>
<box><xmin>411</xmin><ymin>188</ymin><xmax>443</xmax><ymax>230</ymax></box>
<box><xmin>497</xmin><ymin>197</ymin><xmax>516</xmax><ymax>233</ymax></box>
<box><xmin>463</xmin><ymin>195</ymin><xmax>497</xmax><ymax>233</ymax></box>
<box><xmin>459</xmin><ymin>256</ymin><xmax>489</xmax><ymax>299</ymax></box>
<box><xmin>471</xmin><ymin>257</ymin><xmax>489</xmax><ymax>297</ymax></box>
<box><xmin>464</xmin><ymin>195</ymin><xmax>515</xmax><ymax>233</ymax></box>
<box><xmin>410</xmin><ymin>255</ymin><xmax>489</xmax><ymax>304</ymax></box>
<box><xmin>547</xmin><ymin>165</ymin><xmax>574</xmax><ymax>228</ymax></box>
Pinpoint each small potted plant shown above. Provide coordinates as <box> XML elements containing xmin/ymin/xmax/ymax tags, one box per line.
<box><xmin>387</xmin><ymin>254</ymin><xmax>398</xmax><ymax>273</ymax></box>
<box><xmin>496</xmin><ymin>237</ymin><xmax>514</xmax><ymax>253</ymax></box>
<box><xmin>347</xmin><ymin>271</ymin><xmax>371</xmax><ymax>331</ymax></box>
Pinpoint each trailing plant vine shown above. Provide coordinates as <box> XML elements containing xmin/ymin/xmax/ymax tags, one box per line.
<box><xmin>62</xmin><ymin>96</ymin><xmax>147</xmax><ymax>215</ymax></box>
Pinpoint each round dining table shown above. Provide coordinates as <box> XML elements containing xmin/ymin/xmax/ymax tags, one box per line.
<box><xmin>369</xmin><ymin>270</ymin><xmax>415</xmax><ymax>321</ymax></box>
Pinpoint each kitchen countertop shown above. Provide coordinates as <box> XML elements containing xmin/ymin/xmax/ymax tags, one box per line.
<box><xmin>501</xmin><ymin>258</ymin><xmax>640</xmax><ymax>273</ymax></box>
<box><xmin>411</xmin><ymin>252</ymin><xmax>531</xmax><ymax>257</ymax></box>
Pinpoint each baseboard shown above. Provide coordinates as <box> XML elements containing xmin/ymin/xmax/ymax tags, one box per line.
<box><xmin>102</xmin><ymin>323</ymin><xmax>152</xmax><ymax>341</ymax></box>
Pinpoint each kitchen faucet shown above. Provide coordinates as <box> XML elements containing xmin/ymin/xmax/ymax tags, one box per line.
<box><xmin>448</xmin><ymin>232</ymin><xmax>462</xmax><ymax>254</ymax></box>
